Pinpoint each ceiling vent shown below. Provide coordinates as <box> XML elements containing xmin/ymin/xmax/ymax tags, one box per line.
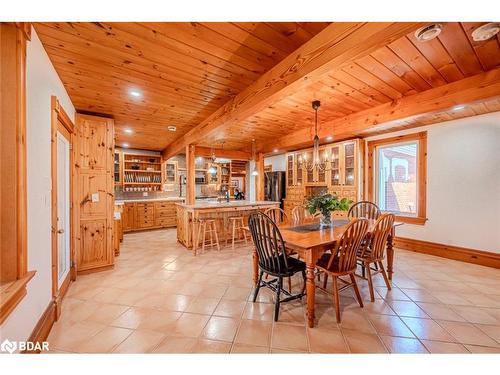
<box><xmin>415</xmin><ymin>24</ymin><xmax>443</xmax><ymax>42</ymax></box>
<box><xmin>472</xmin><ymin>22</ymin><xmax>500</xmax><ymax>41</ymax></box>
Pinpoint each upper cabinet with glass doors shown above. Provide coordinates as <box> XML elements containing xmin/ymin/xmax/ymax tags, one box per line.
<box><xmin>285</xmin><ymin>139</ymin><xmax>364</xmax><ymax>202</ymax></box>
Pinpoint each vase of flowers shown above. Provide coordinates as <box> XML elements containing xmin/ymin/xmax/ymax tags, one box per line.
<box><xmin>305</xmin><ymin>193</ymin><xmax>352</xmax><ymax>228</ymax></box>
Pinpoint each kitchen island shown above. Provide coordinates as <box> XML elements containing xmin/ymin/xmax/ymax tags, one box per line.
<box><xmin>176</xmin><ymin>200</ymin><xmax>280</xmax><ymax>249</ymax></box>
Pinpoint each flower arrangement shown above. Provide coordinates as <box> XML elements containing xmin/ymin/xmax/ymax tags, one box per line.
<box><xmin>305</xmin><ymin>193</ymin><xmax>352</xmax><ymax>227</ymax></box>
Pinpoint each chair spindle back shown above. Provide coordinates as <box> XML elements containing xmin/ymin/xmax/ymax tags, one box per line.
<box><xmin>348</xmin><ymin>201</ymin><xmax>381</xmax><ymax>220</ymax></box>
<box><xmin>265</xmin><ymin>207</ymin><xmax>289</xmax><ymax>225</ymax></box>
<box><xmin>368</xmin><ymin>213</ymin><xmax>395</xmax><ymax>261</ymax></box>
<box><xmin>248</xmin><ymin>212</ymin><xmax>288</xmax><ymax>275</ymax></box>
<box><xmin>326</xmin><ymin>218</ymin><xmax>369</xmax><ymax>273</ymax></box>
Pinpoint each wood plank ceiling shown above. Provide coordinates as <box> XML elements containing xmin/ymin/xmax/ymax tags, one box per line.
<box><xmin>36</xmin><ymin>22</ymin><xmax>500</xmax><ymax>153</ymax></box>
<box><xmin>34</xmin><ymin>22</ymin><xmax>330</xmax><ymax>150</ymax></box>
<box><xmin>200</xmin><ymin>22</ymin><xmax>500</xmax><ymax>151</ymax></box>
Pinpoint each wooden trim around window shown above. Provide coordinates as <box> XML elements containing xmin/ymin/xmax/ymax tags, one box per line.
<box><xmin>367</xmin><ymin>131</ymin><xmax>427</xmax><ymax>225</ymax></box>
<box><xmin>0</xmin><ymin>22</ymin><xmax>34</xmax><ymax>324</ymax></box>
<box><xmin>0</xmin><ymin>271</ymin><xmax>36</xmax><ymax>324</ymax></box>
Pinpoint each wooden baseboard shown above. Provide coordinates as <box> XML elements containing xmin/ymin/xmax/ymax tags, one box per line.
<box><xmin>54</xmin><ymin>273</ymin><xmax>71</xmax><ymax>321</ymax></box>
<box><xmin>77</xmin><ymin>264</ymin><xmax>114</xmax><ymax>275</ymax></box>
<box><xmin>394</xmin><ymin>237</ymin><xmax>500</xmax><ymax>269</ymax></box>
<box><xmin>123</xmin><ymin>226</ymin><xmax>175</xmax><ymax>234</ymax></box>
<box><xmin>23</xmin><ymin>300</ymin><xmax>56</xmax><ymax>353</ymax></box>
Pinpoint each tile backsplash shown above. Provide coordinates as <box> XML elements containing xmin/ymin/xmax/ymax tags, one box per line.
<box><xmin>115</xmin><ymin>185</ymin><xmax>183</xmax><ymax>201</ymax></box>
<box><xmin>114</xmin><ymin>183</ymin><xmax>219</xmax><ymax>200</ymax></box>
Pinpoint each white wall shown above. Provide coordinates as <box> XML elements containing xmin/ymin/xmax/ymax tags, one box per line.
<box><xmin>0</xmin><ymin>29</ymin><xmax>75</xmax><ymax>342</ymax></box>
<box><xmin>265</xmin><ymin>154</ymin><xmax>286</xmax><ymax>171</ymax></box>
<box><xmin>365</xmin><ymin>112</ymin><xmax>500</xmax><ymax>253</ymax></box>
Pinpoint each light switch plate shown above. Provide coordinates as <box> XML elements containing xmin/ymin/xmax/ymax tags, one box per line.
<box><xmin>91</xmin><ymin>193</ymin><xmax>99</xmax><ymax>203</ymax></box>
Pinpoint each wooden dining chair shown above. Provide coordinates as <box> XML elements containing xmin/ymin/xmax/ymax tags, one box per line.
<box><xmin>357</xmin><ymin>213</ymin><xmax>395</xmax><ymax>302</ymax></box>
<box><xmin>248</xmin><ymin>211</ymin><xmax>306</xmax><ymax>321</ymax></box>
<box><xmin>291</xmin><ymin>205</ymin><xmax>320</xmax><ymax>226</ymax></box>
<box><xmin>291</xmin><ymin>206</ymin><xmax>305</xmax><ymax>226</ymax></box>
<box><xmin>348</xmin><ymin>201</ymin><xmax>381</xmax><ymax>220</ymax></box>
<box><xmin>315</xmin><ymin>218</ymin><xmax>369</xmax><ymax>323</ymax></box>
<box><xmin>265</xmin><ymin>207</ymin><xmax>289</xmax><ymax>225</ymax></box>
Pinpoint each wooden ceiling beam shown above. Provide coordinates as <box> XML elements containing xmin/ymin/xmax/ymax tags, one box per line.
<box><xmin>193</xmin><ymin>146</ymin><xmax>251</xmax><ymax>161</ymax></box>
<box><xmin>161</xmin><ymin>22</ymin><xmax>426</xmax><ymax>159</ymax></box>
<box><xmin>259</xmin><ymin>67</ymin><xmax>500</xmax><ymax>153</ymax></box>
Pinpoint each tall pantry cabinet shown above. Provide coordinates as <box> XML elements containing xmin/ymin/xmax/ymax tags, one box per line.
<box><xmin>74</xmin><ymin>114</ymin><xmax>115</xmax><ymax>273</ymax></box>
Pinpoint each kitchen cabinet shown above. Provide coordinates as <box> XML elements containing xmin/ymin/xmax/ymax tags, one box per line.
<box><xmin>290</xmin><ymin>150</ymin><xmax>327</xmax><ymax>186</ymax></box>
<box><xmin>286</xmin><ymin>154</ymin><xmax>294</xmax><ymax>187</ymax></box>
<box><xmin>326</xmin><ymin>140</ymin><xmax>362</xmax><ymax>204</ymax></box>
<box><xmin>75</xmin><ymin>114</ymin><xmax>115</xmax><ymax>274</ymax></box>
<box><xmin>122</xmin><ymin>200</ymin><xmax>180</xmax><ymax>232</ymax></box>
<box><xmin>284</xmin><ymin>139</ymin><xmax>364</xmax><ymax>217</ymax></box>
<box><xmin>114</xmin><ymin>150</ymin><xmax>122</xmax><ymax>185</ymax></box>
<box><xmin>283</xmin><ymin>185</ymin><xmax>305</xmax><ymax>219</ymax></box>
<box><xmin>122</xmin><ymin>203</ymin><xmax>136</xmax><ymax>231</ymax></box>
<box><xmin>164</xmin><ymin>161</ymin><xmax>178</xmax><ymax>184</ymax></box>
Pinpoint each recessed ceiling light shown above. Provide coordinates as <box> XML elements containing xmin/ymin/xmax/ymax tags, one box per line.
<box><xmin>124</xmin><ymin>128</ymin><xmax>133</xmax><ymax>134</ymax></box>
<box><xmin>326</xmin><ymin>136</ymin><xmax>333</xmax><ymax>141</ymax></box>
<box><xmin>167</xmin><ymin>125</ymin><xmax>177</xmax><ymax>132</ymax></box>
<box><xmin>415</xmin><ymin>23</ymin><xmax>443</xmax><ymax>42</ymax></box>
<box><xmin>453</xmin><ymin>105</ymin><xmax>466</xmax><ymax>111</ymax></box>
<box><xmin>122</xmin><ymin>143</ymin><xmax>129</xmax><ymax>148</ymax></box>
<box><xmin>273</xmin><ymin>149</ymin><xmax>279</xmax><ymax>153</ymax></box>
<box><xmin>472</xmin><ymin>23</ymin><xmax>500</xmax><ymax>41</ymax></box>
<box><xmin>129</xmin><ymin>90</ymin><xmax>141</xmax><ymax>98</ymax></box>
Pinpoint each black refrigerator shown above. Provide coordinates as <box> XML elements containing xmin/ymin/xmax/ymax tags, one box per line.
<box><xmin>264</xmin><ymin>171</ymin><xmax>286</xmax><ymax>208</ymax></box>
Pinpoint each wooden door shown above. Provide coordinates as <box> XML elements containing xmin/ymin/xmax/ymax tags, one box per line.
<box><xmin>77</xmin><ymin>116</ymin><xmax>109</xmax><ymax>171</ymax></box>
<box><xmin>114</xmin><ymin>150</ymin><xmax>122</xmax><ymax>185</ymax></box>
<box><xmin>295</xmin><ymin>153</ymin><xmax>303</xmax><ymax>186</ymax></box>
<box><xmin>343</xmin><ymin>141</ymin><xmax>356</xmax><ymax>188</ymax></box>
<box><xmin>316</xmin><ymin>165</ymin><xmax>326</xmax><ymax>184</ymax></box>
<box><xmin>75</xmin><ymin>114</ymin><xmax>114</xmax><ymax>273</ymax></box>
<box><xmin>165</xmin><ymin>161</ymin><xmax>178</xmax><ymax>184</ymax></box>
<box><xmin>122</xmin><ymin>203</ymin><xmax>136</xmax><ymax>231</ymax></box>
<box><xmin>56</xmin><ymin>130</ymin><xmax>71</xmax><ymax>287</ymax></box>
<box><xmin>79</xmin><ymin>220</ymin><xmax>110</xmax><ymax>270</ymax></box>
<box><xmin>304</xmin><ymin>151</ymin><xmax>314</xmax><ymax>184</ymax></box>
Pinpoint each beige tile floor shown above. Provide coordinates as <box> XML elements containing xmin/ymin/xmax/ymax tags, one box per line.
<box><xmin>46</xmin><ymin>229</ymin><xmax>500</xmax><ymax>354</ymax></box>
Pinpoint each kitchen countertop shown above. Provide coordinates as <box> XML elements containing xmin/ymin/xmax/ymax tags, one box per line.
<box><xmin>115</xmin><ymin>197</ymin><xmax>185</xmax><ymax>204</ymax></box>
<box><xmin>177</xmin><ymin>200</ymin><xmax>280</xmax><ymax>210</ymax></box>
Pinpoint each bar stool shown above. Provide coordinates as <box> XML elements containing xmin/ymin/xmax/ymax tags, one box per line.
<box><xmin>227</xmin><ymin>216</ymin><xmax>248</xmax><ymax>250</ymax></box>
<box><xmin>194</xmin><ymin>218</ymin><xmax>220</xmax><ymax>255</ymax></box>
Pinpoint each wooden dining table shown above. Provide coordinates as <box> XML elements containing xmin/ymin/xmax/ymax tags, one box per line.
<box><xmin>251</xmin><ymin>218</ymin><xmax>403</xmax><ymax>328</ymax></box>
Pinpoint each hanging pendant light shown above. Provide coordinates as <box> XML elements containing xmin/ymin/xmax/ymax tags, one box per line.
<box><xmin>297</xmin><ymin>100</ymin><xmax>332</xmax><ymax>175</ymax></box>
